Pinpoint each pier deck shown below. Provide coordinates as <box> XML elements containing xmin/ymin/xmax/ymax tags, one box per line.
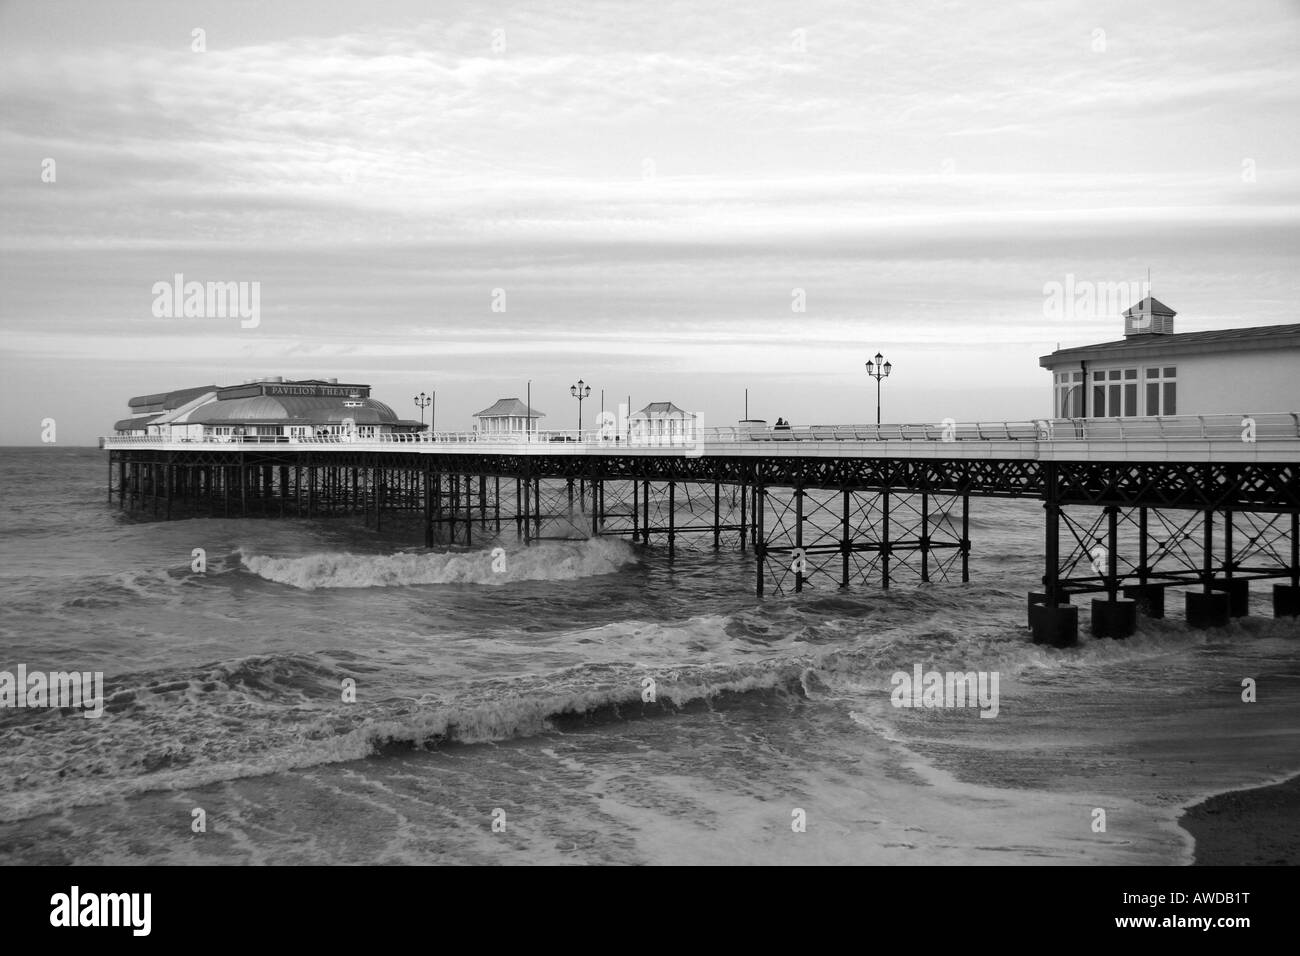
<box><xmin>101</xmin><ymin>413</ymin><xmax>1300</xmax><ymax>645</ymax></box>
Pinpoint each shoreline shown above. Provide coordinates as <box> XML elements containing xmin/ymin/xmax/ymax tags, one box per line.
<box><xmin>1179</xmin><ymin>771</ymin><xmax>1300</xmax><ymax>866</ymax></box>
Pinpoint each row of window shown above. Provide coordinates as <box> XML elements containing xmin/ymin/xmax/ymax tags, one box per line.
<box><xmin>204</xmin><ymin>424</ymin><xmax>381</xmax><ymax>437</ymax></box>
<box><xmin>1053</xmin><ymin>366</ymin><xmax>1177</xmax><ymax>418</ymax></box>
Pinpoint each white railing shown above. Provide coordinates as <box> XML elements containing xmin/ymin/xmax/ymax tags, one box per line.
<box><xmin>704</xmin><ymin>413</ymin><xmax>1300</xmax><ymax>443</ymax></box>
<box><xmin>100</xmin><ymin>413</ymin><xmax>1300</xmax><ymax>448</ymax></box>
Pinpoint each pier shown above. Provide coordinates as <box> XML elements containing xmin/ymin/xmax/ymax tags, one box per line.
<box><xmin>102</xmin><ymin>413</ymin><xmax>1300</xmax><ymax>646</ymax></box>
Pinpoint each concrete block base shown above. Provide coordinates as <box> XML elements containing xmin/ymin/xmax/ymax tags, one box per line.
<box><xmin>1209</xmin><ymin>578</ymin><xmax>1249</xmax><ymax>617</ymax></box>
<box><xmin>1122</xmin><ymin>584</ymin><xmax>1165</xmax><ymax>619</ymax></box>
<box><xmin>1186</xmin><ymin>590</ymin><xmax>1231</xmax><ymax>630</ymax></box>
<box><xmin>1029</xmin><ymin>601</ymin><xmax>1079</xmax><ymax>647</ymax></box>
<box><xmin>1091</xmin><ymin>598</ymin><xmax>1138</xmax><ymax>638</ymax></box>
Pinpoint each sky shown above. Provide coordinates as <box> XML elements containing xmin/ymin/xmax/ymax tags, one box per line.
<box><xmin>1</xmin><ymin>0</ymin><xmax>1297</xmax><ymax>444</ymax></box>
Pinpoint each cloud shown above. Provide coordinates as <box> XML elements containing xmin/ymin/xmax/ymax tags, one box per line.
<box><xmin>1</xmin><ymin>0</ymin><xmax>1299</xmax><ymax>442</ymax></box>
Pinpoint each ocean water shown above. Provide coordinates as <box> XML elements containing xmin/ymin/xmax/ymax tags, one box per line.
<box><xmin>1</xmin><ymin>446</ymin><xmax>1297</xmax><ymax>865</ymax></box>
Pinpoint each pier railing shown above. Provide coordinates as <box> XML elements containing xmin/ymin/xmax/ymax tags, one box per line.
<box><xmin>101</xmin><ymin>412</ymin><xmax>1300</xmax><ymax>448</ymax></box>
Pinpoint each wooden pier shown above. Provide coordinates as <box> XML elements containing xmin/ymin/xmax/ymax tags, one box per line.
<box><xmin>102</xmin><ymin>413</ymin><xmax>1300</xmax><ymax>646</ymax></box>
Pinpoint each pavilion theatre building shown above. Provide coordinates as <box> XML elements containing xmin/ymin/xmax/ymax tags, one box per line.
<box><xmin>113</xmin><ymin>378</ymin><xmax>425</xmax><ymax>441</ymax></box>
<box><xmin>1040</xmin><ymin>297</ymin><xmax>1300</xmax><ymax>419</ymax></box>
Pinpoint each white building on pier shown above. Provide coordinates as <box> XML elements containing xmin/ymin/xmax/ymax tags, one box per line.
<box><xmin>1040</xmin><ymin>298</ymin><xmax>1300</xmax><ymax>419</ymax></box>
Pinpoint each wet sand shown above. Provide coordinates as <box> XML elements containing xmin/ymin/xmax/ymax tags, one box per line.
<box><xmin>1180</xmin><ymin>774</ymin><xmax>1300</xmax><ymax>866</ymax></box>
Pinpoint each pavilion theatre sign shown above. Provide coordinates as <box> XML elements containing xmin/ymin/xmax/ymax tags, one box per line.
<box><xmin>264</xmin><ymin>385</ymin><xmax>359</xmax><ymax>397</ymax></box>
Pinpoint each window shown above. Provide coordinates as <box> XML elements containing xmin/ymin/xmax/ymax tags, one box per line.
<box><xmin>1054</xmin><ymin>370</ymin><xmax>1084</xmax><ymax>418</ymax></box>
<box><xmin>1091</xmin><ymin>367</ymin><xmax>1139</xmax><ymax>416</ymax></box>
<box><xmin>1145</xmin><ymin>366</ymin><xmax>1177</xmax><ymax>415</ymax></box>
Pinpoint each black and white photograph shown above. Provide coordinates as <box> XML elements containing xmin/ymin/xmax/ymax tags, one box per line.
<box><xmin>1</xmin><ymin>0</ymin><xmax>1297</xmax><ymax>901</ymax></box>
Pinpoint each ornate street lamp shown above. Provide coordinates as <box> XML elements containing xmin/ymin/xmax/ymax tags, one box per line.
<box><xmin>865</xmin><ymin>352</ymin><xmax>892</xmax><ymax>426</ymax></box>
<box><xmin>570</xmin><ymin>379</ymin><xmax>592</xmax><ymax>434</ymax></box>
<box><xmin>414</xmin><ymin>391</ymin><xmax>433</xmax><ymax>430</ymax></box>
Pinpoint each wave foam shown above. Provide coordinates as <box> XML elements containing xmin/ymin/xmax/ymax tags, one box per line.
<box><xmin>240</xmin><ymin>537</ymin><xmax>636</xmax><ymax>590</ymax></box>
<box><xmin>0</xmin><ymin>653</ymin><xmax>805</xmax><ymax>824</ymax></box>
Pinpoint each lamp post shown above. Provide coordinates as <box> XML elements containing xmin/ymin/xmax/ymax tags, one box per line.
<box><xmin>414</xmin><ymin>391</ymin><xmax>432</xmax><ymax>429</ymax></box>
<box><xmin>865</xmin><ymin>352</ymin><xmax>892</xmax><ymax>425</ymax></box>
<box><xmin>570</xmin><ymin>379</ymin><xmax>592</xmax><ymax>435</ymax></box>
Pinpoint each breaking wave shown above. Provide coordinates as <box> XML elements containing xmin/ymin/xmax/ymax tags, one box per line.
<box><xmin>239</xmin><ymin>537</ymin><xmax>636</xmax><ymax>590</ymax></box>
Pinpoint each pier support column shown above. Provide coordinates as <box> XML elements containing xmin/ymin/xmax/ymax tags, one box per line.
<box><xmin>424</xmin><ymin>464</ymin><xmax>434</xmax><ymax>548</ymax></box>
<box><xmin>667</xmin><ymin>481</ymin><xmax>676</xmax><ymax>560</ymax></box>
<box><xmin>1122</xmin><ymin>584</ymin><xmax>1166</xmax><ymax>619</ymax></box>
<box><xmin>1105</xmin><ymin>505</ymin><xmax>1119</xmax><ymax>599</ymax></box>
<box><xmin>512</xmin><ymin>476</ymin><xmax>522</xmax><ymax>541</ymax></box>
<box><xmin>448</xmin><ymin>474</ymin><xmax>458</xmax><ymax>544</ymax></box>
<box><xmin>464</xmin><ymin>475</ymin><xmax>472</xmax><ymax>547</ymax></box>
<box><xmin>1029</xmin><ymin>598</ymin><xmax>1079</xmax><ymax>647</ymax></box>
<box><xmin>841</xmin><ymin>489</ymin><xmax>851</xmax><ymax>588</ymax></box>
<box><xmin>880</xmin><ymin>486</ymin><xmax>890</xmax><ymax>589</ymax></box>
<box><xmin>1277</xmin><ymin>513</ymin><xmax>1300</xmax><ymax>616</ymax></box>
<box><xmin>1028</xmin><ymin>591</ymin><xmax>1070</xmax><ymax>613</ymax></box>
<box><xmin>533</xmin><ymin>477</ymin><xmax>542</xmax><ymax>539</ymax></box>
<box><xmin>738</xmin><ymin>479</ymin><xmax>746</xmax><ymax>552</ymax></box>
<box><xmin>793</xmin><ymin>482</ymin><xmax>804</xmax><ymax>593</ymax></box>
<box><xmin>1209</xmin><ymin>578</ymin><xmax>1249</xmax><ymax>617</ymax></box>
<box><xmin>1090</xmin><ymin>597</ymin><xmax>1137</xmax><ymax>638</ymax></box>
<box><xmin>432</xmin><ymin>469</ymin><xmax>442</xmax><ymax>540</ymax></box>
<box><xmin>920</xmin><ymin>491</ymin><xmax>930</xmax><ymax>583</ymax></box>
<box><xmin>1137</xmin><ymin>505</ymin><xmax>1149</xmax><ymax>591</ymax></box>
<box><xmin>1030</xmin><ymin>470</ymin><xmax>1077</xmax><ymax>647</ymax></box>
<box><xmin>479</xmin><ymin>475</ymin><xmax>487</xmax><ymax>530</ymax></box>
<box><xmin>515</xmin><ymin>477</ymin><xmax>523</xmax><ymax>540</ymax></box>
<box><xmin>755</xmin><ymin>483</ymin><xmax>766</xmax><ymax>597</ymax></box>
<box><xmin>713</xmin><ymin>482</ymin><xmax>721</xmax><ymax>550</ymax></box>
<box><xmin>961</xmin><ymin>490</ymin><xmax>970</xmax><ymax>583</ymax></box>
<box><xmin>631</xmin><ymin>480</ymin><xmax>639</xmax><ymax>543</ymax></box>
<box><xmin>1273</xmin><ymin>584</ymin><xmax>1300</xmax><ymax>617</ymax></box>
<box><xmin>1186</xmin><ymin>590</ymin><xmax>1230</xmax><ymax>629</ymax></box>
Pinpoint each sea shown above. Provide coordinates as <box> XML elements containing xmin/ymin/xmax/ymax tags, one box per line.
<box><xmin>1</xmin><ymin>446</ymin><xmax>1297</xmax><ymax>865</ymax></box>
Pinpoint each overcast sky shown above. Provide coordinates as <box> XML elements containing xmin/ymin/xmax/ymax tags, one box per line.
<box><xmin>1</xmin><ymin>0</ymin><xmax>1297</xmax><ymax>444</ymax></box>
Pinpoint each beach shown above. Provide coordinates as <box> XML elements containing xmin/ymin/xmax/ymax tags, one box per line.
<box><xmin>1181</xmin><ymin>774</ymin><xmax>1300</xmax><ymax>866</ymax></box>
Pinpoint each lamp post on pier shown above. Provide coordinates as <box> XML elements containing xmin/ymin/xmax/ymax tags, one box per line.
<box><xmin>865</xmin><ymin>352</ymin><xmax>892</xmax><ymax>426</ymax></box>
<box><xmin>570</xmin><ymin>379</ymin><xmax>591</xmax><ymax>435</ymax></box>
<box><xmin>414</xmin><ymin>391</ymin><xmax>432</xmax><ymax>430</ymax></box>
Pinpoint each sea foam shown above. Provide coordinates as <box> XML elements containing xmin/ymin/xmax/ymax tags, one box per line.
<box><xmin>239</xmin><ymin>537</ymin><xmax>636</xmax><ymax>590</ymax></box>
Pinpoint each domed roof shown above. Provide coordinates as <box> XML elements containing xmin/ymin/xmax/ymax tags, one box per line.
<box><xmin>192</xmin><ymin>395</ymin><xmax>402</xmax><ymax>425</ymax></box>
